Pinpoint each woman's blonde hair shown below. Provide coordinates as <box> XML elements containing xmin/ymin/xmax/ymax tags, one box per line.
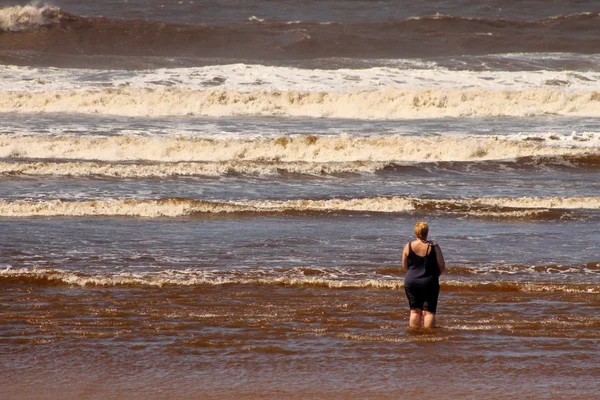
<box><xmin>414</xmin><ymin>221</ymin><xmax>429</xmax><ymax>240</ymax></box>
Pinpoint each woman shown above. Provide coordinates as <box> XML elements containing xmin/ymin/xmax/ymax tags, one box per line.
<box><xmin>402</xmin><ymin>221</ymin><xmax>446</xmax><ymax>328</ymax></box>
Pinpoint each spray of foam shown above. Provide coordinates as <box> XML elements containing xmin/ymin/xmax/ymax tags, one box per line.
<box><xmin>0</xmin><ymin>3</ymin><xmax>61</xmax><ymax>32</ymax></box>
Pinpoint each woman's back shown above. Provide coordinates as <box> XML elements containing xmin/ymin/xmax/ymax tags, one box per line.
<box><xmin>405</xmin><ymin>240</ymin><xmax>439</xmax><ymax>288</ymax></box>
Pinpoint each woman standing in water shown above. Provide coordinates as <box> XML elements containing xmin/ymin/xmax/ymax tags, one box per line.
<box><xmin>402</xmin><ymin>221</ymin><xmax>446</xmax><ymax>328</ymax></box>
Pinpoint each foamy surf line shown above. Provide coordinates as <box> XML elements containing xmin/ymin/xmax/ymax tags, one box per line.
<box><xmin>2</xmin><ymin>63</ymin><xmax>599</xmax><ymax>93</ymax></box>
<box><xmin>1</xmin><ymin>154</ymin><xmax>599</xmax><ymax>178</ymax></box>
<box><xmin>0</xmin><ymin>196</ymin><xmax>598</xmax><ymax>218</ymax></box>
<box><xmin>1</xmin><ymin>135</ymin><xmax>598</xmax><ymax>164</ymax></box>
<box><xmin>2</xmin><ymin>87</ymin><xmax>600</xmax><ymax>119</ymax></box>
<box><xmin>0</xmin><ymin>160</ymin><xmax>388</xmax><ymax>177</ymax></box>
<box><xmin>1</xmin><ymin>267</ymin><xmax>598</xmax><ymax>293</ymax></box>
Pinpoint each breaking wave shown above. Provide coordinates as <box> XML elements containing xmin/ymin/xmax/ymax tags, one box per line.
<box><xmin>2</xmin><ymin>266</ymin><xmax>598</xmax><ymax>293</ymax></box>
<box><xmin>0</xmin><ymin>196</ymin><xmax>597</xmax><ymax>219</ymax></box>
<box><xmin>0</xmin><ymin>160</ymin><xmax>389</xmax><ymax>177</ymax></box>
<box><xmin>1</xmin><ymin>134</ymin><xmax>597</xmax><ymax>164</ymax></box>
<box><xmin>0</xmin><ymin>5</ymin><xmax>61</xmax><ymax>32</ymax></box>
<box><xmin>2</xmin><ymin>88</ymin><xmax>600</xmax><ymax>119</ymax></box>
<box><xmin>0</xmin><ymin>154</ymin><xmax>599</xmax><ymax>178</ymax></box>
<box><xmin>0</xmin><ymin>160</ymin><xmax>390</xmax><ymax>177</ymax></box>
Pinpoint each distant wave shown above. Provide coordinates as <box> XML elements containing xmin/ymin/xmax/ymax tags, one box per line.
<box><xmin>0</xmin><ymin>196</ymin><xmax>597</xmax><ymax>219</ymax></box>
<box><xmin>1</xmin><ymin>5</ymin><xmax>599</xmax><ymax>63</ymax></box>
<box><xmin>1</xmin><ymin>134</ymin><xmax>597</xmax><ymax>165</ymax></box>
<box><xmin>2</xmin><ymin>266</ymin><xmax>598</xmax><ymax>293</ymax></box>
<box><xmin>2</xmin><ymin>87</ymin><xmax>600</xmax><ymax>118</ymax></box>
<box><xmin>0</xmin><ymin>88</ymin><xmax>600</xmax><ymax>119</ymax></box>
<box><xmin>0</xmin><ymin>160</ymin><xmax>389</xmax><ymax>177</ymax></box>
<box><xmin>0</xmin><ymin>154</ymin><xmax>599</xmax><ymax>178</ymax></box>
<box><xmin>444</xmin><ymin>262</ymin><xmax>600</xmax><ymax>277</ymax></box>
<box><xmin>2</xmin><ymin>63</ymin><xmax>598</xmax><ymax>94</ymax></box>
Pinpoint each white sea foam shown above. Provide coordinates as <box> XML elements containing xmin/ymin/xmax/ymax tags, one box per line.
<box><xmin>0</xmin><ymin>266</ymin><xmax>402</xmax><ymax>289</ymax></box>
<box><xmin>473</xmin><ymin>197</ymin><xmax>600</xmax><ymax>209</ymax></box>
<box><xmin>0</xmin><ymin>197</ymin><xmax>414</xmax><ymax>217</ymax></box>
<box><xmin>0</xmin><ymin>5</ymin><xmax>60</xmax><ymax>32</ymax></box>
<box><xmin>0</xmin><ymin>134</ymin><xmax>596</xmax><ymax>164</ymax></box>
<box><xmin>2</xmin><ymin>267</ymin><xmax>598</xmax><ymax>293</ymax></box>
<box><xmin>0</xmin><ymin>196</ymin><xmax>597</xmax><ymax>218</ymax></box>
<box><xmin>1</xmin><ymin>86</ymin><xmax>598</xmax><ymax>119</ymax></box>
<box><xmin>1</xmin><ymin>63</ymin><xmax>599</xmax><ymax>119</ymax></box>
<box><xmin>0</xmin><ymin>160</ymin><xmax>388</xmax><ymax>177</ymax></box>
<box><xmin>2</xmin><ymin>63</ymin><xmax>599</xmax><ymax>93</ymax></box>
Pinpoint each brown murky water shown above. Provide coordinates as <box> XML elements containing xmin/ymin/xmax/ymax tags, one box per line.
<box><xmin>2</xmin><ymin>240</ymin><xmax>600</xmax><ymax>399</ymax></box>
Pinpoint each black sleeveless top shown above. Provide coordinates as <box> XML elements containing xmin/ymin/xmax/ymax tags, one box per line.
<box><xmin>405</xmin><ymin>241</ymin><xmax>440</xmax><ymax>288</ymax></box>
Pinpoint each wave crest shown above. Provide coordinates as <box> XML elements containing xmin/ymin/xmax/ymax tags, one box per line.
<box><xmin>2</xmin><ymin>267</ymin><xmax>598</xmax><ymax>294</ymax></box>
<box><xmin>2</xmin><ymin>88</ymin><xmax>600</xmax><ymax>119</ymax></box>
<box><xmin>1</xmin><ymin>135</ymin><xmax>596</xmax><ymax>164</ymax></box>
<box><xmin>0</xmin><ymin>5</ymin><xmax>61</xmax><ymax>32</ymax></box>
<box><xmin>0</xmin><ymin>160</ymin><xmax>388</xmax><ymax>177</ymax></box>
<box><xmin>0</xmin><ymin>196</ymin><xmax>597</xmax><ymax>218</ymax></box>
<box><xmin>1</xmin><ymin>154</ymin><xmax>599</xmax><ymax>178</ymax></box>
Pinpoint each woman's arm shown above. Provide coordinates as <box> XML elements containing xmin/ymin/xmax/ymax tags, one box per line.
<box><xmin>433</xmin><ymin>243</ymin><xmax>446</xmax><ymax>275</ymax></box>
<box><xmin>402</xmin><ymin>243</ymin><xmax>409</xmax><ymax>271</ymax></box>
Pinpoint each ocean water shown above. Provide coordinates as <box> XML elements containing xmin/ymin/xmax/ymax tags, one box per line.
<box><xmin>1</xmin><ymin>1</ymin><xmax>599</xmax><ymax>399</ymax></box>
